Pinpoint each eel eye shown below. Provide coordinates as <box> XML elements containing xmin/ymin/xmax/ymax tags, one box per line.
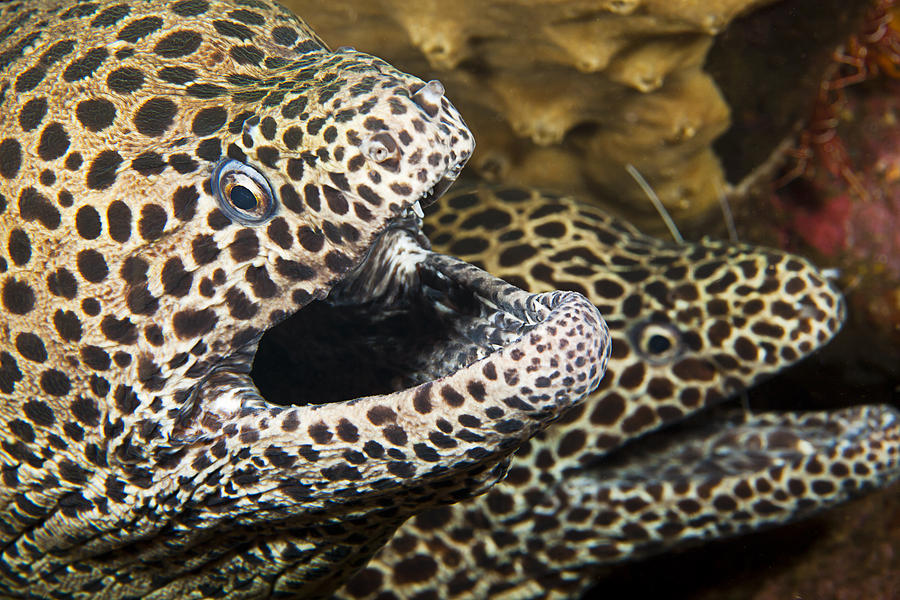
<box><xmin>629</xmin><ymin>320</ymin><xmax>684</xmax><ymax>364</ymax></box>
<box><xmin>212</xmin><ymin>159</ymin><xmax>277</xmax><ymax>225</ymax></box>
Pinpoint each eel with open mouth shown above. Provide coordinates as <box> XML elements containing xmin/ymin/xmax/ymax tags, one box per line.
<box><xmin>335</xmin><ymin>186</ymin><xmax>900</xmax><ymax>599</ymax></box>
<box><xmin>0</xmin><ymin>3</ymin><xmax>609</xmax><ymax>598</ymax></box>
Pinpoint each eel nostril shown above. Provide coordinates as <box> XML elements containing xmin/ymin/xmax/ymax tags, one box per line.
<box><xmin>411</xmin><ymin>80</ymin><xmax>445</xmax><ymax>117</ymax></box>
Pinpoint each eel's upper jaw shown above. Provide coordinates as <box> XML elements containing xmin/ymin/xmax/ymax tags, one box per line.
<box><xmin>398</xmin><ymin>154</ymin><xmax>466</xmax><ymax>225</ymax></box>
<box><xmin>580</xmin><ymin>404</ymin><xmax>900</xmax><ymax>485</ymax></box>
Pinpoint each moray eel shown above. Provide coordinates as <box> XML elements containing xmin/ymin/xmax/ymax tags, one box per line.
<box><xmin>0</xmin><ymin>4</ymin><xmax>610</xmax><ymax>599</ymax></box>
<box><xmin>335</xmin><ymin>187</ymin><xmax>900</xmax><ymax>599</ymax></box>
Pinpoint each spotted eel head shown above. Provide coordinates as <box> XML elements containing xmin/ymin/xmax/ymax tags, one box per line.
<box><xmin>0</xmin><ymin>3</ymin><xmax>607</xmax><ymax>598</ymax></box>
<box><xmin>425</xmin><ymin>187</ymin><xmax>845</xmax><ymax>460</ymax></box>
<box><xmin>230</xmin><ymin>46</ymin><xmax>473</xmax><ymax>304</ymax></box>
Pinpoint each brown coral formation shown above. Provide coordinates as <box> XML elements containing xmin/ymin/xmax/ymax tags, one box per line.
<box><xmin>284</xmin><ymin>0</ymin><xmax>776</xmax><ymax>228</ymax></box>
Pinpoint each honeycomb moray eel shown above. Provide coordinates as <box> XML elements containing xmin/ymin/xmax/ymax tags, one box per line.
<box><xmin>334</xmin><ymin>186</ymin><xmax>900</xmax><ymax>599</ymax></box>
<box><xmin>0</xmin><ymin>3</ymin><xmax>612</xmax><ymax>599</ymax></box>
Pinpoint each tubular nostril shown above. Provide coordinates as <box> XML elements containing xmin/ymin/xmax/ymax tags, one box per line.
<box><xmin>412</xmin><ymin>80</ymin><xmax>445</xmax><ymax>117</ymax></box>
<box><xmin>412</xmin><ymin>79</ymin><xmax>445</xmax><ymax>101</ymax></box>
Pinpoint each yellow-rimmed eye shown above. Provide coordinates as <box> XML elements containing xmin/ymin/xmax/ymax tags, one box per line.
<box><xmin>629</xmin><ymin>320</ymin><xmax>684</xmax><ymax>364</ymax></box>
<box><xmin>212</xmin><ymin>159</ymin><xmax>277</xmax><ymax>225</ymax></box>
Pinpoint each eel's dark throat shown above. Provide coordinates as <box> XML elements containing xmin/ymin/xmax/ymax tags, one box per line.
<box><xmin>251</xmin><ymin>217</ymin><xmax>540</xmax><ymax>407</ymax></box>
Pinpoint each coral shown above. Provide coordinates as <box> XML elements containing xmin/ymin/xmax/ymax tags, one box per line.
<box><xmin>580</xmin><ymin>68</ymin><xmax>729</xmax><ymax>219</ymax></box>
<box><xmin>708</xmin><ymin>0</ymin><xmax>873</xmax><ymax>185</ymax></box>
<box><xmin>283</xmin><ymin>0</ymin><xmax>779</xmax><ymax>228</ymax></box>
<box><xmin>769</xmin><ymin>71</ymin><xmax>900</xmax><ymax>342</ymax></box>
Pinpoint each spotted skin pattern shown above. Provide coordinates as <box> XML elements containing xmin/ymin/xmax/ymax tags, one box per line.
<box><xmin>0</xmin><ymin>4</ymin><xmax>611</xmax><ymax>599</ymax></box>
<box><xmin>335</xmin><ymin>187</ymin><xmax>900</xmax><ymax>599</ymax></box>
<box><xmin>427</xmin><ymin>187</ymin><xmax>844</xmax><ymax>460</ymax></box>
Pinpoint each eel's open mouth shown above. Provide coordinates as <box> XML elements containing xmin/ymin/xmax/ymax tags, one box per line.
<box><xmin>251</xmin><ymin>203</ymin><xmax>574</xmax><ymax>406</ymax></box>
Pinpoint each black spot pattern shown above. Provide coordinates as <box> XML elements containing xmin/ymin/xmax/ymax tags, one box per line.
<box><xmin>107</xmin><ymin>201</ymin><xmax>132</xmax><ymax>242</ymax></box>
<box><xmin>154</xmin><ymin>30</ymin><xmax>203</xmax><ymax>57</ymax></box>
<box><xmin>86</xmin><ymin>150</ymin><xmax>122</xmax><ymax>190</ymax></box>
<box><xmin>37</xmin><ymin>123</ymin><xmax>69</xmax><ymax>161</ymax></box>
<box><xmin>162</xmin><ymin>258</ymin><xmax>192</xmax><ymax>297</ymax></box>
<box><xmin>133</xmin><ymin>98</ymin><xmax>178</xmax><ymax>137</ymax></box>
<box><xmin>158</xmin><ymin>66</ymin><xmax>196</xmax><ymax>84</ymax></box>
<box><xmin>132</xmin><ymin>152</ymin><xmax>167</xmax><ymax>176</ymax></box>
<box><xmin>57</xmin><ymin>190</ymin><xmax>74</xmax><ymax>208</ymax></box>
<box><xmin>15</xmin><ymin>333</ymin><xmax>46</xmax><ymax>363</ymax></box>
<box><xmin>91</xmin><ymin>4</ymin><xmax>131</xmax><ymax>28</ymax></box>
<box><xmin>62</xmin><ymin>48</ymin><xmax>108</xmax><ymax>82</ymax></box>
<box><xmin>40</xmin><ymin>369</ymin><xmax>71</xmax><ymax>396</ymax></box>
<box><xmin>0</xmin><ymin>351</ymin><xmax>23</xmax><ymax>394</ymax></box>
<box><xmin>272</xmin><ymin>26</ymin><xmax>298</xmax><ymax>46</ymax></box>
<box><xmin>53</xmin><ymin>309</ymin><xmax>82</xmax><ymax>342</ymax></box>
<box><xmin>138</xmin><ymin>205</ymin><xmax>167</xmax><ymax>240</ymax></box>
<box><xmin>18</xmin><ymin>97</ymin><xmax>47</xmax><ymax>131</ymax></box>
<box><xmin>196</xmin><ymin>138</ymin><xmax>221</xmax><ymax>161</ymax></box>
<box><xmin>75</xmin><ymin>207</ymin><xmax>102</xmax><ymax>240</ymax></box>
<box><xmin>47</xmin><ymin>268</ymin><xmax>77</xmax><ymax>299</ymax></box>
<box><xmin>65</xmin><ymin>153</ymin><xmax>82</xmax><ymax>170</ymax></box>
<box><xmin>173</xmin><ymin>308</ymin><xmax>217</xmax><ymax>338</ymax></box>
<box><xmin>0</xmin><ymin>138</ymin><xmax>21</xmax><ymax>178</ymax></box>
<box><xmin>213</xmin><ymin>19</ymin><xmax>254</xmax><ymax>40</ymax></box>
<box><xmin>107</xmin><ymin>67</ymin><xmax>144</xmax><ymax>93</ymax></box>
<box><xmin>77</xmin><ymin>249</ymin><xmax>109</xmax><ymax>283</ymax></box>
<box><xmin>15</xmin><ymin>66</ymin><xmax>45</xmax><ymax>93</ymax></box>
<box><xmin>2</xmin><ymin>277</ymin><xmax>34</xmax><ymax>315</ymax></box>
<box><xmin>40</xmin><ymin>38</ymin><xmax>77</xmax><ymax>66</ymax></box>
<box><xmin>117</xmin><ymin>16</ymin><xmax>163</xmax><ymax>42</ymax></box>
<box><xmin>76</xmin><ymin>99</ymin><xmax>116</xmax><ymax>131</ymax></box>
<box><xmin>171</xmin><ymin>0</ymin><xmax>210</xmax><ymax>17</ymax></box>
<box><xmin>100</xmin><ymin>315</ymin><xmax>137</xmax><ymax>344</ymax></box>
<box><xmin>172</xmin><ymin>186</ymin><xmax>199</xmax><ymax>221</ymax></box>
<box><xmin>7</xmin><ymin>229</ymin><xmax>30</xmax><ymax>265</ymax></box>
<box><xmin>19</xmin><ymin>187</ymin><xmax>60</xmax><ymax>230</ymax></box>
<box><xmin>192</xmin><ymin>106</ymin><xmax>227</xmax><ymax>136</ymax></box>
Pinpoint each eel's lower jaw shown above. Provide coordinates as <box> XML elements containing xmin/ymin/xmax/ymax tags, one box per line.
<box><xmin>556</xmin><ymin>405</ymin><xmax>900</xmax><ymax>570</ymax></box>
<box><xmin>251</xmin><ymin>222</ymin><xmax>610</xmax><ymax>411</ymax></box>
